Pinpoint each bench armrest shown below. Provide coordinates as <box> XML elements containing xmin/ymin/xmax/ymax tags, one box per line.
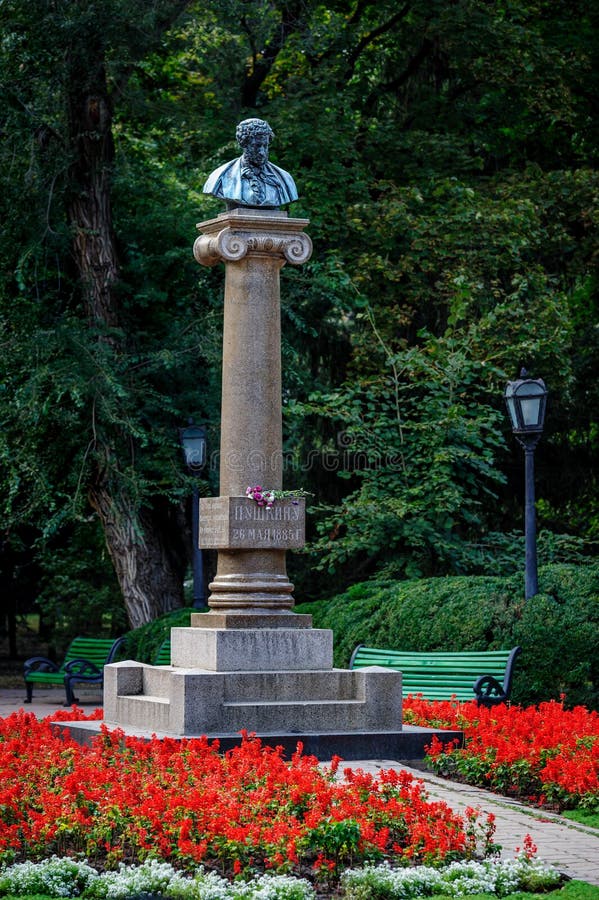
<box><xmin>349</xmin><ymin>644</ymin><xmax>365</xmax><ymax>669</ymax></box>
<box><xmin>106</xmin><ymin>636</ymin><xmax>127</xmax><ymax>663</ymax></box>
<box><xmin>475</xmin><ymin>646</ymin><xmax>522</xmax><ymax>706</ymax></box>
<box><xmin>24</xmin><ymin>656</ymin><xmax>60</xmax><ymax>676</ymax></box>
<box><xmin>64</xmin><ymin>658</ymin><xmax>102</xmax><ymax>678</ymax></box>
<box><xmin>473</xmin><ymin>674</ymin><xmax>507</xmax><ymax>705</ymax></box>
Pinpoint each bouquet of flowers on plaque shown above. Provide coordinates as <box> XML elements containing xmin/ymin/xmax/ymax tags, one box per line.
<box><xmin>245</xmin><ymin>486</ymin><xmax>313</xmax><ymax>509</ymax></box>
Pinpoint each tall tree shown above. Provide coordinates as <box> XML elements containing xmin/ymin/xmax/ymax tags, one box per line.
<box><xmin>0</xmin><ymin>0</ymin><xmax>210</xmax><ymax>627</ymax></box>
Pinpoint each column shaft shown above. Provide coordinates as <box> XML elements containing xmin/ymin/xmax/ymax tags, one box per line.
<box><xmin>220</xmin><ymin>252</ymin><xmax>283</xmax><ymax>495</ymax></box>
<box><xmin>193</xmin><ymin>209</ymin><xmax>312</xmax><ymax>618</ymax></box>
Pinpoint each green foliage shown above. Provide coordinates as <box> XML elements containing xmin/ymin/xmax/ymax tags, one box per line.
<box><xmin>0</xmin><ymin>0</ymin><xmax>223</xmax><ymax>627</ymax></box>
<box><xmin>35</xmin><ymin>522</ymin><xmax>126</xmax><ymax>651</ymax></box>
<box><xmin>296</xmin><ymin>563</ymin><xmax>599</xmax><ymax>708</ymax></box>
<box><xmin>555</xmin><ymin>885</ymin><xmax>599</xmax><ymax>900</ymax></box>
<box><xmin>1</xmin><ymin>896</ymin><xmax>52</xmax><ymax>900</ymax></box>
<box><xmin>1</xmin><ymin>0</ymin><xmax>598</xmax><ymax>624</ymax></box>
<box><xmin>511</xmin><ymin>566</ymin><xmax>599</xmax><ymax>707</ymax></box>
<box><xmin>463</xmin><ymin>531</ymin><xmax>597</xmax><ymax>576</ymax></box>
<box><xmin>284</xmin><ymin>161</ymin><xmax>598</xmax><ymax>584</ymax></box>
<box><xmin>296</xmin><ymin>331</ymin><xmax>508</xmax><ymax>579</ymax></box>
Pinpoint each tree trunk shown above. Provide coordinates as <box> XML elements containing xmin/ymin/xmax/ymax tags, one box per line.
<box><xmin>65</xmin><ymin>62</ymin><xmax>185</xmax><ymax>627</ymax></box>
<box><xmin>67</xmin><ymin>87</ymin><xmax>119</xmax><ymax>332</ymax></box>
<box><xmin>89</xmin><ymin>487</ymin><xmax>187</xmax><ymax>629</ymax></box>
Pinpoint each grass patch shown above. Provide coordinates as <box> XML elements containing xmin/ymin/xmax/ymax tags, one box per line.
<box><xmin>2</xmin><ymin>896</ymin><xmax>52</xmax><ymax>900</ymax></box>
<box><xmin>428</xmin><ymin>889</ymin><xmax>599</xmax><ymax>900</ymax></box>
<box><xmin>537</xmin><ymin>885</ymin><xmax>599</xmax><ymax>900</ymax></box>
<box><xmin>562</xmin><ymin>809</ymin><xmax>599</xmax><ymax>830</ymax></box>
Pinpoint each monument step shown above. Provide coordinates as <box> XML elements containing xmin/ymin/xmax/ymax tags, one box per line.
<box><xmin>171</xmin><ymin>626</ymin><xmax>333</xmax><ymax>672</ymax></box>
<box><xmin>220</xmin><ymin>669</ymin><xmax>369</xmax><ymax>702</ymax></box>
<box><xmin>142</xmin><ymin>666</ymin><xmax>173</xmax><ymax>698</ymax></box>
<box><xmin>126</xmin><ymin>664</ymin><xmax>382</xmax><ymax>702</ymax></box>
<box><xmin>112</xmin><ymin>694</ymin><xmax>171</xmax><ymax>731</ymax></box>
<box><xmin>59</xmin><ymin>719</ymin><xmax>464</xmax><ymax>762</ymax></box>
<box><xmin>221</xmin><ymin>698</ymin><xmax>371</xmax><ymax>732</ymax></box>
<box><xmin>113</xmin><ymin>691</ymin><xmax>386</xmax><ymax>735</ymax></box>
<box><xmin>122</xmin><ymin>694</ymin><xmax>169</xmax><ymax>704</ymax></box>
<box><xmin>226</xmin><ymin>699</ymin><xmax>363</xmax><ymax>708</ymax></box>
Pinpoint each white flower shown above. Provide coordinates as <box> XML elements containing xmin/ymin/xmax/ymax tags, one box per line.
<box><xmin>0</xmin><ymin>857</ymin><xmax>99</xmax><ymax>898</ymax></box>
<box><xmin>341</xmin><ymin>857</ymin><xmax>561</xmax><ymax>899</ymax></box>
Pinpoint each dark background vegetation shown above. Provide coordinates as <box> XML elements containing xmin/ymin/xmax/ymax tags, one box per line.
<box><xmin>1</xmin><ymin>0</ymin><xmax>597</xmax><ymax>671</ymax></box>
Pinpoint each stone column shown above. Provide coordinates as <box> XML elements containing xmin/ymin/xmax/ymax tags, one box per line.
<box><xmin>193</xmin><ymin>208</ymin><xmax>312</xmax><ymax>624</ymax></box>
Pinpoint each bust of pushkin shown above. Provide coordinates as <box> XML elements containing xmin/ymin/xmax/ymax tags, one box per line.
<box><xmin>203</xmin><ymin>118</ymin><xmax>298</xmax><ymax>209</ymax></box>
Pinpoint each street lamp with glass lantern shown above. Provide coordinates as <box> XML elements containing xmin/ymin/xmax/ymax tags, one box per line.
<box><xmin>179</xmin><ymin>420</ymin><xmax>208</xmax><ymax>610</ymax></box>
<box><xmin>504</xmin><ymin>370</ymin><xmax>547</xmax><ymax>600</ymax></box>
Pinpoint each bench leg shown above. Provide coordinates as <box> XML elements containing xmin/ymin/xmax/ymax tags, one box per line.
<box><xmin>477</xmin><ymin>693</ymin><xmax>507</xmax><ymax>708</ymax></box>
<box><xmin>64</xmin><ymin>678</ymin><xmax>79</xmax><ymax>707</ymax></box>
<box><xmin>24</xmin><ymin>681</ymin><xmax>33</xmax><ymax>703</ymax></box>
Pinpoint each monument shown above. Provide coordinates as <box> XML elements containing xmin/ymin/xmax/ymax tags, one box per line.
<box><xmin>96</xmin><ymin>120</ymin><xmax>458</xmax><ymax>758</ymax></box>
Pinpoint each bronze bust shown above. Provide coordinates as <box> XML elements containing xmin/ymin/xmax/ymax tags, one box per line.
<box><xmin>203</xmin><ymin>118</ymin><xmax>298</xmax><ymax>209</ymax></box>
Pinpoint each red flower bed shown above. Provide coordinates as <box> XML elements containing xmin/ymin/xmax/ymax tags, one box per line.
<box><xmin>0</xmin><ymin>709</ymin><xmax>480</xmax><ymax>878</ymax></box>
<box><xmin>403</xmin><ymin>696</ymin><xmax>599</xmax><ymax>812</ymax></box>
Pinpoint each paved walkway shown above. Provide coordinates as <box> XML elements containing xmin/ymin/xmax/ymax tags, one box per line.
<box><xmin>2</xmin><ymin>687</ymin><xmax>599</xmax><ymax>887</ymax></box>
<box><xmin>353</xmin><ymin>760</ymin><xmax>599</xmax><ymax>887</ymax></box>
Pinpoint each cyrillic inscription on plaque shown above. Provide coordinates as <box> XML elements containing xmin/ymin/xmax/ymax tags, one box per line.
<box><xmin>199</xmin><ymin>497</ymin><xmax>305</xmax><ymax>549</ymax></box>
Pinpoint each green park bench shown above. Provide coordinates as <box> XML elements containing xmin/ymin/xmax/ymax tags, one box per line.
<box><xmin>349</xmin><ymin>645</ymin><xmax>522</xmax><ymax>706</ymax></box>
<box><xmin>24</xmin><ymin>636</ymin><xmax>126</xmax><ymax>706</ymax></box>
<box><xmin>153</xmin><ymin>639</ymin><xmax>172</xmax><ymax>665</ymax></box>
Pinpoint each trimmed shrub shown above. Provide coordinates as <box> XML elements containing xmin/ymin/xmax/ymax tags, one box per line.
<box><xmin>296</xmin><ymin>563</ymin><xmax>599</xmax><ymax>709</ymax></box>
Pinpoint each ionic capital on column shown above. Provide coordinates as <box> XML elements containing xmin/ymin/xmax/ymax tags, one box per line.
<box><xmin>194</xmin><ymin>211</ymin><xmax>312</xmax><ymax>268</ymax></box>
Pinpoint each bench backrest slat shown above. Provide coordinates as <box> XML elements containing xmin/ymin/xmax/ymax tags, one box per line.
<box><xmin>154</xmin><ymin>640</ymin><xmax>172</xmax><ymax>666</ymax></box>
<box><xmin>63</xmin><ymin>638</ymin><xmax>124</xmax><ymax>669</ymax></box>
<box><xmin>349</xmin><ymin>645</ymin><xmax>520</xmax><ymax>704</ymax></box>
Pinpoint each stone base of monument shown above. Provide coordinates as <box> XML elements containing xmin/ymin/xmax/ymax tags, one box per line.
<box><xmin>55</xmin><ymin>623</ymin><xmax>465</xmax><ymax>760</ymax></box>
<box><xmin>101</xmin><ymin>624</ymin><xmax>401</xmax><ymax>736</ymax></box>
<box><xmin>56</xmin><ymin>720</ymin><xmax>463</xmax><ymax>762</ymax></box>
<box><xmin>103</xmin><ymin>665</ymin><xmax>401</xmax><ymax>736</ymax></box>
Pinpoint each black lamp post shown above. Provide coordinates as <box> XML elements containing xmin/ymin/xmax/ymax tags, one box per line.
<box><xmin>504</xmin><ymin>370</ymin><xmax>547</xmax><ymax>600</ymax></box>
<box><xmin>179</xmin><ymin>420</ymin><xmax>208</xmax><ymax>610</ymax></box>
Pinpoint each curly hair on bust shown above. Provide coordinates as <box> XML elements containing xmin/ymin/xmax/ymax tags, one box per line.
<box><xmin>236</xmin><ymin>118</ymin><xmax>274</xmax><ymax>147</ymax></box>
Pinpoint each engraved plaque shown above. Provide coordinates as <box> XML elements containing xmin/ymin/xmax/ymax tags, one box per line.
<box><xmin>199</xmin><ymin>496</ymin><xmax>305</xmax><ymax>549</ymax></box>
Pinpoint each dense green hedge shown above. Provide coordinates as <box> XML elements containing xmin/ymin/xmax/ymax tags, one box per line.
<box><xmin>296</xmin><ymin>563</ymin><xmax>599</xmax><ymax>709</ymax></box>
